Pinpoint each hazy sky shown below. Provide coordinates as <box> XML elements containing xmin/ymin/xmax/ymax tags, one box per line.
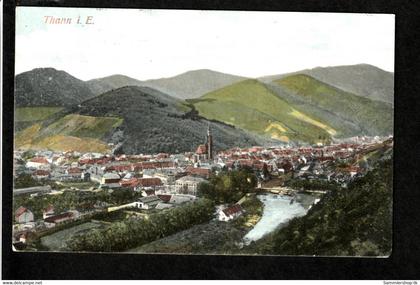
<box><xmin>16</xmin><ymin>7</ymin><xmax>395</xmax><ymax>80</ymax></box>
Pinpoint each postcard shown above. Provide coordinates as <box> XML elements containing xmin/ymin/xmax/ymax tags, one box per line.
<box><xmin>13</xmin><ymin>7</ymin><xmax>394</xmax><ymax>256</ymax></box>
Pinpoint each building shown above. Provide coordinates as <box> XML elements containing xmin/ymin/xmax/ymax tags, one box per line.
<box><xmin>66</xmin><ymin>167</ymin><xmax>83</xmax><ymax>180</ymax></box>
<box><xmin>169</xmin><ymin>194</ymin><xmax>197</xmax><ymax>204</ymax></box>
<box><xmin>13</xmin><ymin>185</ymin><xmax>52</xmax><ymax>196</ymax></box>
<box><xmin>87</xmin><ymin>166</ymin><xmax>105</xmax><ymax>183</ymax></box>
<box><xmin>137</xmin><ymin>177</ymin><xmax>163</xmax><ymax>189</ymax></box>
<box><xmin>26</xmin><ymin>157</ymin><xmax>49</xmax><ymax>169</ymax></box>
<box><xmin>193</xmin><ymin>125</ymin><xmax>214</xmax><ymax>162</ymax></box>
<box><xmin>134</xmin><ymin>196</ymin><xmax>162</xmax><ymax>210</ymax></box>
<box><xmin>100</xmin><ymin>173</ymin><xmax>121</xmax><ymax>188</ymax></box>
<box><xmin>218</xmin><ymin>204</ymin><xmax>244</xmax><ymax>222</ymax></box>
<box><xmin>43</xmin><ymin>205</ymin><xmax>55</xmax><ymax>219</ymax></box>
<box><xmin>15</xmin><ymin>207</ymin><xmax>34</xmax><ymax>224</ymax></box>
<box><xmin>44</xmin><ymin>210</ymin><xmax>80</xmax><ymax>227</ymax></box>
<box><xmin>175</xmin><ymin>175</ymin><xmax>206</xmax><ymax>195</ymax></box>
<box><xmin>153</xmin><ymin>172</ymin><xmax>175</xmax><ymax>185</ymax></box>
<box><xmin>33</xmin><ymin>169</ymin><xmax>50</xmax><ymax>180</ymax></box>
<box><xmin>185</xmin><ymin>166</ymin><xmax>211</xmax><ymax>179</ymax></box>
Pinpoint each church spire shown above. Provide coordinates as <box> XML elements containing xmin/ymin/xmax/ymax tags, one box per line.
<box><xmin>207</xmin><ymin>124</ymin><xmax>213</xmax><ymax>160</ymax></box>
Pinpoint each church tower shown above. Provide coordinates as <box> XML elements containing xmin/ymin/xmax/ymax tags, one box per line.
<box><xmin>206</xmin><ymin>125</ymin><xmax>213</xmax><ymax>160</ymax></box>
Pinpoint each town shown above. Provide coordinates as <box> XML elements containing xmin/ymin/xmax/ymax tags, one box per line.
<box><xmin>12</xmin><ymin>127</ymin><xmax>394</xmax><ymax>251</ymax></box>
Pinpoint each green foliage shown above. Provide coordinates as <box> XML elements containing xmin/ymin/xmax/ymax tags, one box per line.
<box><xmin>14</xmin><ymin>173</ymin><xmax>42</xmax><ymax>189</ymax></box>
<box><xmin>255</xmin><ymin>157</ymin><xmax>393</xmax><ymax>256</ymax></box>
<box><xmin>198</xmin><ymin>168</ymin><xmax>257</xmax><ymax>204</ymax></box>
<box><xmin>66</xmin><ymin>198</ymin><xmax>215</xmax><ymax>252</ymax></box>
<box><xmin>232</xmin><ymin>195</ymin><xmax>264</xmax><ymax>229</ymax></box>
<box><xmin>287</xmin><ymin>178</ymin><xmax>341</xmax><ymax>192</ymax></box>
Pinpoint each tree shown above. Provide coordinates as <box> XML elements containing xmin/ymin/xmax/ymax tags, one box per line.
<box><xmin>197</xmin><ymin>169</ymin><xmax>257</xmax><ymax>204</ymax></box>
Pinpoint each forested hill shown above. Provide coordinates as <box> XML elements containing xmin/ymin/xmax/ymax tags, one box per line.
<box><xmin>76</xmin><ymin>86</ymin><xmax>274</xmax><ymax>154</ymax></box>
<box><xmin>15</xmin><ymin>68</ymin><xmax>95</xmax><ymax>107</ymax></box>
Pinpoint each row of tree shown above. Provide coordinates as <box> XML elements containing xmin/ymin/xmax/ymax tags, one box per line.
<box><xmin>66</xmin><ymin>198</ymin><xmax>215</xmax><ymax>252</ymax></box>
<box><xmin>286</xmin><ymin>178</ymin><xmax>341</xmax><ymax>192</ymax></box>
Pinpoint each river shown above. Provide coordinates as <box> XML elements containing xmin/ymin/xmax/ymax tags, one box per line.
<box><xmin>243</xmin><ymin>193</ymin><xmax>314</xmax><ymax>244</ymax></box>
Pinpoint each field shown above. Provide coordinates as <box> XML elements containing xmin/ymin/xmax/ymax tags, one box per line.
<box><xmin>191</xmin><ymin>79</ymin><xmax>333</xmax><ymax>143</ymax></box>
<box><xmin>14</xmin><ymin>114</ymin><xmax>123</xmax><ymax>152</ymax></box>
<box><xmin>39</xmin><ymin>114</ymin><xmax>123</xmax><ymax>138</ymax></box>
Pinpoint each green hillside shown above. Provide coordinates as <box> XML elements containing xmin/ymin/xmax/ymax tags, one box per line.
<box><xmin>15</xmin><ymin>107</ymin><xmax>63</xmax><ymax>122</ymax></box>
<box><xmin>37</xmin><ymin>114</ymin><xmax>123</xmax><ymax>139</ymax></box>
<box><xmin>15</xmin><ymin>114</ymin><xmax>123</xmax><ymax>153</ymax></box>
<box><xmin>190</xmin><ymin>79</ymin><xmax>335</xmax><ymax>143</ymax></box>
<box><xmin>275</xmin><ymin>74</ymin><xmax>393</xmax><ymax>136</ymax></box>
<box><xmin>15</xmin><ymin>106</ymin><xmax>64</xmax><ymax>132</ymax></box>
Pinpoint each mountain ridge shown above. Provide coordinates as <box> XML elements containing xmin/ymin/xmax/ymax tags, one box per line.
<box><xmin>259</xmin><ymin>64</ymin><xmax>394</xmax><ymax>104</ymax></box>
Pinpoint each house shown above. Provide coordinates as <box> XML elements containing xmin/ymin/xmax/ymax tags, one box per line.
<box><xmin>44</xmin><ymin>210</ymin><xmax>80</xmax><ymax>227</ymax></box>
<box><xmin>135</xmin><ymin>178</ymin><xmax>163</xmax><ymax>191</ymax></box>
<box><xmin>175</xmin><ymin>175</ymin><xmax>206</xmax><ymax>195</ymax></box>
<box><xmin>134</xmin><ymin>196</ymin><xmax>162</xmax><ymax>210</ymax></box>
<box><xmin>120</xmin><ymin>177</ymin><xmax>140</xmax><ymax>189</ymax></box>
<box><xmin>26</xmin><ymin>157</ymin><xmax>49</xmax><ymax>169</ymax></box>
<box><xmin>157</xmin><ymin>194</ymin><xmax>172</xmax><ymax>203</ymax></box>
<box><xmin>218</xmin><ymin>204</ymin><xmax>244</xmax><ymax>222</ymax></box>
<box><xmin>169</xmin><ymin>194</ymin><xmax>196</xmax><ymax>204</ymax></box>
<box><xmin>185</xmin><ymin>166</ymin><xmax>211</xmax><ymax>179</ymax></box>
<box><xmin>66</xmin><ymin>167</ymin><xmax>83</xmax><ymax>179</ymax></box>
<box><xmin>100</xmin><ymin>172</ymin><xmax>121</xmax><ymax>188</ymax></box>
<box><xmin>43</xmin><ymin>205</ymin><xmax>55</xmax><ymax>219</ymax></box>
<box><xmin>153</xmin><ymin>172</ymin><xmax>175</xmax><ymax>185</ymax></box>
<box><xmin>88</xmin><ymin>166</ymin><xmax>105</xmax><ymax>183</ymax></box>
<box><xmin>15</xmin><ymin>207</ymin><xmax>34</xmax><ymax>223</ymax></box>
<box><xmin>33</xmin><ymin>169</ymin><xmax>50</xmax><ymax>180</ymax></box>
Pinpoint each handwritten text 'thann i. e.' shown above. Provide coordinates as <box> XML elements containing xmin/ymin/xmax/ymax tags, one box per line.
<box><xmin>44</xmin><ymin>16</ymin><xmax>94</xmax><ymax>25</ymax></box>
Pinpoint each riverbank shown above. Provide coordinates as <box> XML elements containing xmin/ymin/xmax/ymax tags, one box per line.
<box><xmin>243</xmin><ymin>194</ymin><xmax>309</xmax><ymax>244</ymax></box>
<box><xmin>127</xmin><ymin>193</ymin><xmax>318</xmax><ymax>254</ymax></box>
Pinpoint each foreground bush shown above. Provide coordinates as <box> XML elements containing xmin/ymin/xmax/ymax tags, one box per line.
<box><xmin>67</xmin><ymin>198</ymin><xmax>215</xmax><ymax>252</ymax></box>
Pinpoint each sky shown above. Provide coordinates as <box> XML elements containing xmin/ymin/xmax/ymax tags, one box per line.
<box><xmin>15</xmin><ymin>7</ymin><xmax>395</xmax><ymax>81</ymax></box>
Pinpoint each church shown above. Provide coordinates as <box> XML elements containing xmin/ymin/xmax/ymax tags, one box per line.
<box><xmin>193</xmin><ymin>125</ymin><xmax>214</xmax><ymax>163</ymax></box>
